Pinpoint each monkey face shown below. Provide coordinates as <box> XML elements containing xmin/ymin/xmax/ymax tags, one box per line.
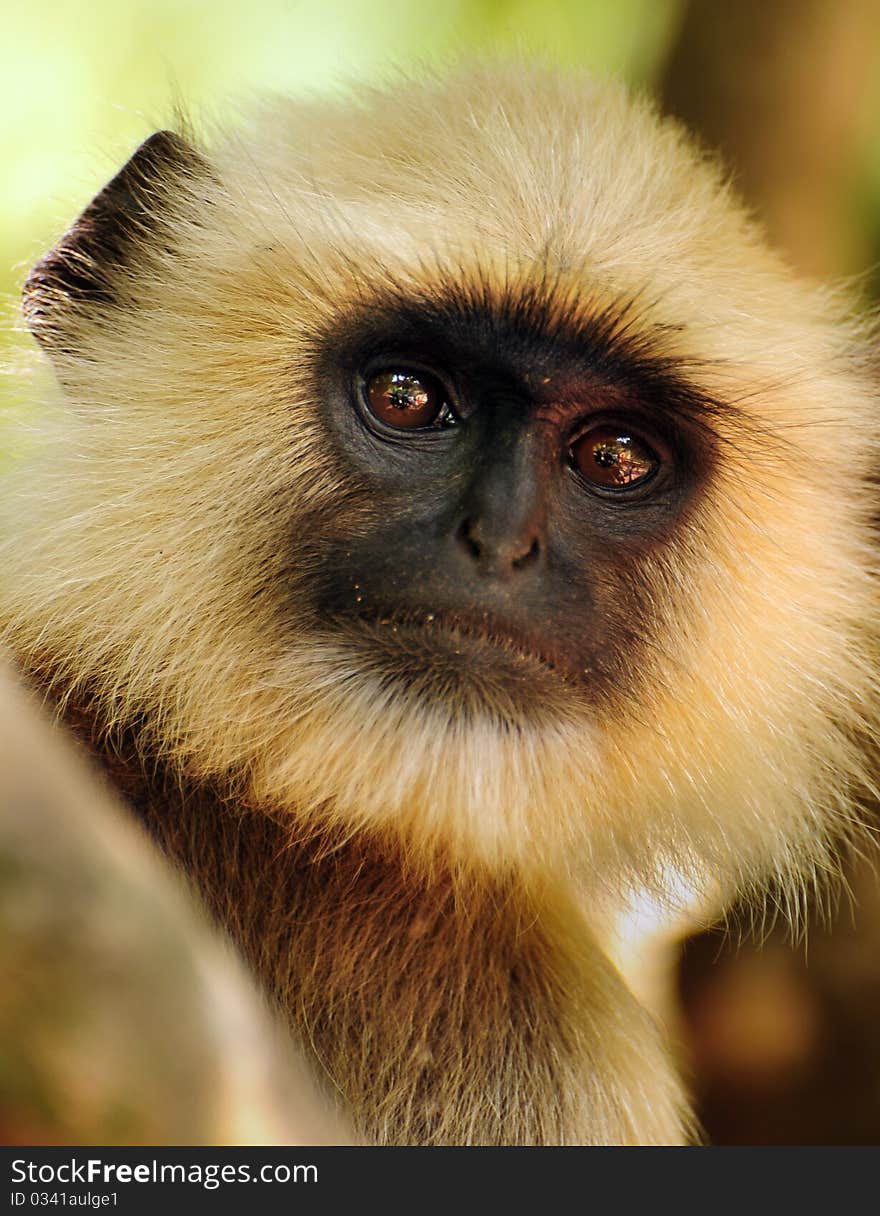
<box><xmin>6</xmin><ymin>67</ymin><xmax>877</xmax><ymax>891</ymax></box>
<box><xmin>309</xmin><ymin>282</ymin><xmax>712</xmax><ymax>722</ymax></box>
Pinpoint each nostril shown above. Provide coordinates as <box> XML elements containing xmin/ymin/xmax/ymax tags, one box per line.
<box><xmin>457</xmin><ymin>517</ymin><xmax>482</xmax><ymax>560</ymax></box>
<box><xmin>456</xmin><ymin>516</ymin><xmax>541</xmax><ymax>573</ymax></box>
<box><xmin>511</xmin><ymin>536</ymin><xmax>540</xmax><ymax>570</ymax></box>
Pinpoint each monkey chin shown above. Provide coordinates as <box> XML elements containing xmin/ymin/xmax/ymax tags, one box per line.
<box><xmin>234</xmin><ymin>618</ymin><xmax>622</xmax><ymax>881</ymax></box>
<box><xmin>229</xmin><ymin>576</ymin><xmax>873</xmax><ymax>910</ymax></box>
<box><xmin>328</xmin><ymin>608</ymin><xmax>591</xmax><ymax>721</ymax></box>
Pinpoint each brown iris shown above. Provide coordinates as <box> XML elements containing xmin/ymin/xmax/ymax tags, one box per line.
<box><xmin>364</xmin><ymin>370</ymin><xmax>449</xmax><ymax>429</ymax></box>
<box><xmin>570</xmin><ymin>426</ymin><xmax>659</xmax><ymax>490</ymax></box>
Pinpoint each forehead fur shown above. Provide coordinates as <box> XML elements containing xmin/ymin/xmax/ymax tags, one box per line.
<box><xmin>126</xmin><ymin>62</ymin><xmax>865</xmax><ymax>440</ymax></box>
<box><xmin>212</xmin><ymin>67</ymin><xmax>801</xmax><ymax>336</ymax></box>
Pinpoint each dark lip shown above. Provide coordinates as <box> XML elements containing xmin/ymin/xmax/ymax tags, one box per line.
<box><xmin>335</xmin><ymin>604</ymin><xmax>586</xmax><ymax>687</ymax></box>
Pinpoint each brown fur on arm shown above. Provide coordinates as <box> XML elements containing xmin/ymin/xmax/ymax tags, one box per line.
<box><xmin>143</xmin><ymin>778</ymin><xmax>692</xmax><ymax>1145</ymax></box>
<box><xmin>61</xmin><ymin>700</ymin><xmax>689</xmax><ymax>1145</ymax></box>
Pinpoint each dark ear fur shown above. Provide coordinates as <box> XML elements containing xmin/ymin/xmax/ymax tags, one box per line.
<box><xmin>23</xmin><ymin>130</ymin><xmax>208</xmax><ymax>351</ymax></box>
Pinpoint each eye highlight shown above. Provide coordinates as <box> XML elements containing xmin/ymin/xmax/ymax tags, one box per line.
<box><xmin>570</xmin><ymin>426</ymin><xmax>660</xmax><ymax>491</ymax></box>
<box><xmin>363</xmin><ymin>369</ymin><xmax>454</xmax><ymax>430</ymax></box>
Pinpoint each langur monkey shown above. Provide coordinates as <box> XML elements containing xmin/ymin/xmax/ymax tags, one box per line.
<box><xmin>1</xmin><ymin>64</ymin><xmax>877</xmax><ymax>1145</ymax></box>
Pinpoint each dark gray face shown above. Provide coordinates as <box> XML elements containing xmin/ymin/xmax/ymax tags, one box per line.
<box><xmin>310</xmin><ymin>281</ymin><xmax>720</xmax><ymax>710</ymax></box>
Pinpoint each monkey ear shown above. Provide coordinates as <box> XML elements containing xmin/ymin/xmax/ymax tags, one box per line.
<box><xmin>23</xmin><ymin>130</ymin><xmax>210</xmax><ymax>352</ymax></box>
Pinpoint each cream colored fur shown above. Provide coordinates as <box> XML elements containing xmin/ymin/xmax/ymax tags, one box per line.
<box><xmin>1</xmin><ymin>64</ymin><xmax>877</xmax><ymax>1144</ymax></box>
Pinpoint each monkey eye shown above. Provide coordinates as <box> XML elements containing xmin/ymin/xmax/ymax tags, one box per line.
<box><xmin>363</xmin><ymin>368</ymin><xmax>455</xmax><ymax>430</ymax></box>
<box><xmin>569</xmin><ymin>426</ymin><xmax>660</xmax><ymax>491</ymax></box>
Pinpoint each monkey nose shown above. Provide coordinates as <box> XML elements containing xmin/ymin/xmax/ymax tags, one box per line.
<box><xmin>455</xmin><ymin>515</ymin><xmax>542</xmax><ymax>579</ymax></box>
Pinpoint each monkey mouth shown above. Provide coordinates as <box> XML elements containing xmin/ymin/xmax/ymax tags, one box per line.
<box><xmin>334</xmin><ymin>604</ymin><xmax>588</xmax><ymax>690</ymax></box>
